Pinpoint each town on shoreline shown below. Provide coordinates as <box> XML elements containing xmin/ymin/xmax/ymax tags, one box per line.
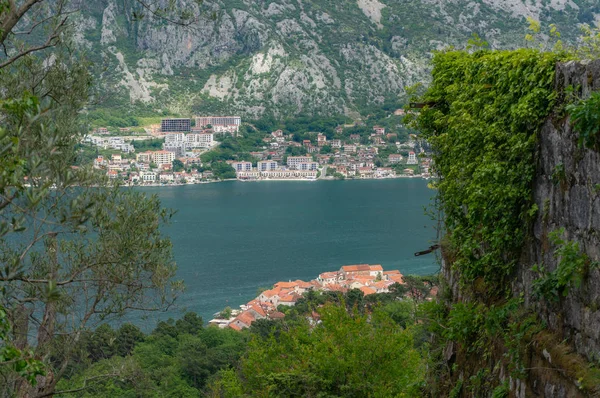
<box><xmin>83</xmin><ymin>114</ymin><xmax>432</xmax><ymax>186</ymax></box>
<box><xmin>209</xmin><ymin>264</ymin><xmax>438</xmax><ymax>330</ymax></box>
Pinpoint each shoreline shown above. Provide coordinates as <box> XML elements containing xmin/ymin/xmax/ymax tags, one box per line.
<box><xmin>128</xmin><ymin>175</ymin><xmax>431</xmax><ymax>188</ymax></box>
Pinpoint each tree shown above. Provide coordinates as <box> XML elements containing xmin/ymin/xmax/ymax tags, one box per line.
<box><xmin>115</xmin><ymin>324</ymin><xmax>145</xmax><ymax>357</ymax></box>
<box><xmin>219</xmin><ymin>307</ymin><xmax>232</xmax><ymax>320</ymax></box>
<box><xmin>173</xmin><ymin>159</ymin><xmax>185</xmax><ymax>172</ymax></box>
<box><xmin>0</xmin><ymin>4</ymin><xmax>182</xmax><ymax>396</ymax></box>
<box><xmin>175</xmin><ymin>312</ymin><xmax>203</xmax><ymax>335</ymax></box>
<box><xmin>211</xmin><ymin>162</ymin><xmax>236</xmax><ymax>180</ymax></box>
<box><xmin>319</xmin><ymin>145</ymin><xmax>332</xmax><ymax>154</ymax></box>
<box><xmin>241</xmin><ymin>304</ymin><xmax>425</xmax><ymax>396</ymax></box>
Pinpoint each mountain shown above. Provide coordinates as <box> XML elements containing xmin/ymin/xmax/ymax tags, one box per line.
<box><xmin>74</xmin><ymin>0</ymin><xmax>599</xmax><ymax>118</ymax></box>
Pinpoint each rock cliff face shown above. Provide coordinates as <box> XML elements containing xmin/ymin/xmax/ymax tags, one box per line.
<box><xmin>516</xmin><ymin>60</ymin><xmax>600</xmax><ymax>396</ymax></box>
<box><xmin>441</xmin><ymin>60</ymin><xmax>600</xmax><ymax>397</ymax></box>
<box><xmin>77</xmin><ymin>0</ymin><xmax>596</xmax><ymax>117</ymax></box>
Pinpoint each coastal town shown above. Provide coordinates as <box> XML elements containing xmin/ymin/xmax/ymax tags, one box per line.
<box><xmin>208</xmin><ymin>264</ymin><xmax>437</xmax><ymax>330</ymax></box>
<box><xmin>84</xmin><ymin>113</ymin><xmax>432</xmax><ymax>185</ymax></box>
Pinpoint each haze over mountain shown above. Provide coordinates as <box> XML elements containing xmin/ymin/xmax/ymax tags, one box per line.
<box><xmin>75</xmin><ymin>0</ymin><xmax>599</xmax><ymax>117</ymax></box>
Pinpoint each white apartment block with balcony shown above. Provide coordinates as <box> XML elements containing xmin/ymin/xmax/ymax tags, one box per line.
<box><xmin>186</xmin><ymin>132</ymin><xmax>214</xmax><ymax>148</ymax></box>
<box><xmin>287</xmin><ymin>156</ymin><xmax>312</xmax><ymax>169</ymax></box>
<box><xmin>257</xmin><ymin>160</ymin><xmax>278</xmax><ymax>171</ymax></box>
<box><xmin>297</xmin><ymin>162</ymin><xmax>318</xmax><ymax>171</ymax></box>
<box><xmin>231</xmin><ymin>161</ymin><xmax>252</xmax><ymax>172</ymax></box>
<box><xmin>152</xmin><ymin>151</ymin><xmax>175</xmax><ymax>166</ymax></box>
<box><xmin>165</xmin><ymin>133</ymin><xmax>186</xmax><ymax>142</ymax></box>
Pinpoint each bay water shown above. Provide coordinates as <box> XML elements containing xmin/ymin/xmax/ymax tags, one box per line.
<box><xmin>137</xmin><ymin>179</ymin><xmax>438</xmax><ymax>324</ymax></box>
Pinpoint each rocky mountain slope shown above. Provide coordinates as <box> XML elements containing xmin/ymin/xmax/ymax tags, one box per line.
<box><xmin>75</xmin><ymin>0</ymin><xmax>599</xmax><ymax>118</ymax></box>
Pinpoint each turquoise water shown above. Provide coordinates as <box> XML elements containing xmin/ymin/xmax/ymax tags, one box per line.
<box><xmin>137</xmin><ymin>179</ymin><xmax>438</xmax><ymax>323</ymax></box>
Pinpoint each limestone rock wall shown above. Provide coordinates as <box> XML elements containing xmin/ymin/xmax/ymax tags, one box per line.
<box><xmin>521</xmin><ymin>60</ymin><xmax>600</xmax><ymax>362</ymax></box>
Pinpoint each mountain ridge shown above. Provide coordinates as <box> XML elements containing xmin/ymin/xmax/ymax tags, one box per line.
<box><xmin>74</xmin><ymin>0</ymin><xmax>599</xmax><ymax>118</ymax></box>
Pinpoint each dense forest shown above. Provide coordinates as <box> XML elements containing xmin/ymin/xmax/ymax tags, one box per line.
<box><xmin>54</xmin><ymin>280</ymin><xmax>437</xmax><ymax>397</ymax></box>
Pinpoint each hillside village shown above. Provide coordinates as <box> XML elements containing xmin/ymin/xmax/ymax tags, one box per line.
<box><xmin>209</xmin><ymin>264</ymin><xmax>436</xmax><ymax>331</ymax></box>
<box><xmin>83</xmin><ymin>114</ymin><xmax>431</xmax><ymax>185</ymax></box>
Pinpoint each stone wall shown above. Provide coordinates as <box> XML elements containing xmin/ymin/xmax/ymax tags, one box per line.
<box><xmin>440</xmin><ymin>60</ymin><xmax>600</xmax><ymax>397</ymax></box>
<box><xmin>520</xmin><ymin>60</ymin><xmax>600</xmax><ymax>361</ymax></box>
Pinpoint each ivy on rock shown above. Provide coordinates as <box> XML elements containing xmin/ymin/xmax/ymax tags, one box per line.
<box><xmin>415</xmin><ymin>49</ymin><xmax>567</xmax><ymax>298</ymax></box>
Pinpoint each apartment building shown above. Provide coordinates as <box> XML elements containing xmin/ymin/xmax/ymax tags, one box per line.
<box><xmin>297</xmin><ymin>162</ymin><xmax>318</xmax><ymax>171</ymax></box>
<box><xmin>257</xmin><ymin>160</ymin><xmax>278</xmax><ymax>171</ymax></box>
<box><xmin>152</xmin><ymin>150</ymin><xmax>175</xmax><ymax>166</ymax></box>
<box><xmin>317</xmin><ymin>133</ymin><xmax>327</xmax><ymax>147</ymax></box>
<box><xmin>165</xmin><ymin>133</ymin><xmax>186</xmax><ymax>142</ymax></box>
<box><xmin>287</xmin><ymin>156</ymin><xmax>312</xmax><ymax>169</ymax></box>
<box><xmin>136</xmin><ymin>152</ymin><xmax>153</xmax><ymax>163</ymax></box>
<box><xmin>163</xmin><ymin>141</ymin><xmax>186</xmax><ymax>157</ymax></box>
<box><xmin>186</xmin><ymin>132</ymin><xmax>214</xmax><ymax>148</ymax></box>
<box><xmin>231</xmin><ymin>161</ymin><xmax>252</xmax><ymax>172</ymax></box>
<box><xmin>161</xmin><ymin>118</ymin><xmax>191</xmax><ymax>133</ymax></box>
<box><xmin>195</xmin><ymin>116</ymin><xmax>241</xmax><ymax>133</ymax></box>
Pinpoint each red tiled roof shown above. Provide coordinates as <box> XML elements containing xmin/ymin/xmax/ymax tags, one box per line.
<box><xmin>235</xmin><ymin>311</ymin><xmax>255</xmax><ymax>326</ymax></box>
<box><xmin>275</xmin><ymin>281</ymin><xmax>298</xmax><ymax>289</ymax></box>
<box><xmin>295</xmin><ymin>280</ymin><xmax>313</xmax><ymax>289</ymax></box>
<box><xmin>269</xmin><ymin>311</ymin><xmax>285</xmax><ymax>319</ymax></box>
<box><xmin>360</xmin><ymin>286</ymin><xmax>376</xmax><ymax>295</ymax></box>
<box><xmin>249</xmin><ymin>304</ymin><xmax>266</xmax><ymax>317</ymax></box>
<box><xmin>341</xmin><ymin>264</ymin><xmax>371</xmax><ymax>272</ymax></box>
<box><xmin>319</xmin><ymin>272</ymin><xmax>338</xmax><ymax>279</ymax></box>
<box><xmin>229</xmin><ymin>323</ymin><xmax>242</xmax><ymax>331</ymax></box>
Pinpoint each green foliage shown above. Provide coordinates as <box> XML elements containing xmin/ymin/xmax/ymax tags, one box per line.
<box><xmin>241</xmin><ymin>304</ymin><xmax>425</xmax><ymax>397</ymax></box>
<box><xmin>0</xmin><ymin>306</ymin><xmax>45</xmax><ymax>385</ymax></box>
<box><xmin>574</xmin><ymin>24</ymin><xmax>600</xmax><ymax>60</ymax></box>
<box><xmin>219</xmin><ymin>306</ymin><xmax>232</xmax><ymax>320</ymax></box>
<box><xmin>0</xmin><ymin>36</ymin><xmax>180</xmax><ymax>397</ymax></box>
<box><xmin>551</xmin><ymin>162</ymin><xmax>566</xmax><ymax>185</ymax></box>
<box><xmin>533</xmin><ymin>228</ymin><xmax>598</xmax><ymax>301</ymax></box>
<box><xmin>415</xmin><ymin>49</ymin><xmax>565</xmax><ymax>297</ymax></box>
<box><xmin>566</xmin><ymin>90</ymin><xmax>600</xmax><ymax>150</ymax></box>
<box><xmin>210</xmin><ymin>162</ymin><xmax>236</xmax><ymax>180</ymax></box>
<box><xmin>58</xmin><ymin>313</ymin><xmax>248</xmax><ymax>395</ymax></box>
<box><xmin>133</xmin><ymin>139</ymin><xmax>164</xmax><ymax>152</ymax></box>
<box><xmin>172</xmin><ymin>159</ymin><xmax>184</xmax><ymax>172</ymax></box>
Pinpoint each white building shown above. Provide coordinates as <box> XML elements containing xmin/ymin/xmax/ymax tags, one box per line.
<box><xmin>231</xmin><ymin>161</ymin><xmax>252</xmax><ymax>172</ymax></box>
<box><xmin>140</xmin><ymin>171</ymin><xmax>157</xmax><ymax>182</ymax></box>
<box><xmin>152</xmin><ymin>151</ymin><xmax>175</xmax><ymax>166</ymax></box>
<box><xmin>407</xmin><ymin>151</ymin><xmax>418</xmax><ymax>165</ymax></box>
<box><xmin>159</xmin><ymin>173</ymin><xmax>175</xmax><ymax>182</ymax></box>
<box><xmin>165</xmin><ymin>133</ymin><xmax>186</xmax><ymax>142</ymax></box>
<box><xmin>287</xmin><ymin>156</ymin><xmax>312</xmax><ymax>169</ymax></box>
<box><xmin>163</xmin><ymin>141</ymin><xmax>186</xmax><ymax>157</ymax></box>
<box><xmin>297</xmin><ymin>162</ymin><xmax>318</xmax><ymax>171</ymax></box>
<box><xmin>186</xmin><ymin>132</ymin><xmax>214</xmax><ymax>148</ymax></box>
<box><xmin>257</xmin><ymin>160</ymin><xmax>278</xmax><ymax>171</ymax></box>
<box><xmin>136</xmin><ymin>152</ymin><xmax>153</xmax><ymax>163</ymax></box>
